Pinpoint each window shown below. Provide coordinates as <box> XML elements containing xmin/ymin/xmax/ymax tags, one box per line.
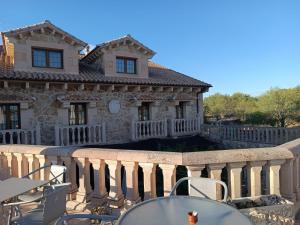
<box><xmin>176</xmin><ymin>102</ymin><xmax>185</xmax><ymax>119</ymax></box>
<box><xmin>138</xmin><ymin>102</ymin><xmax>150</xmax><ymax>121</ymax></box>
<box><xmin>0</xmin><ymin>104</ymin><xmax>20</xmax><ymax>130</ymax></box>
<box><xmin>32</xmin><ymin>48</ymin><xmax>63</xmax><ymax>69</ymax></box>
<box><xmin>69</xmin><ymin>103</ymin><xmax>87</xmax><ymax>125</ymax></box>
<box><xmin>116</xmin><ymin>57</ymin><xmax>136</xmax><ymax>74</ymax></box>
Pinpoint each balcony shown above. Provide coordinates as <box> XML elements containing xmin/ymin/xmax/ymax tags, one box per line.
<box><xmin>0</xmin><ymin>125</ymin><xmax>41</xmax><ymax>145</ymax></box>
<box><xmin>54</xmin><ymin>123</ymin><xmax>106</xmax><ymax>146</ymax></box>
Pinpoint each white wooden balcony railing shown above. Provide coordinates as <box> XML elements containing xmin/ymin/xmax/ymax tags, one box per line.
<box><xmin>132</xmin><ymin>119</ymin><xmax>168</xmax><ymax>141</ymax></box>
<box><xmin>55</xmin><ymin>123</ymin><xmax>106</xmax><ymax>146</ymax></box>
<box><xmin>0</xmin><ymin>139</ymin><xmax>299</xmax><ymax>211</ymax></box>
<box><xmin>201</xmin><ymin>124</ymin><xmax>300</xmax><ymax>146</ymax></box>
<box><xmin>0</xmin><ymin>125</ymin><xmax>41</xmax><ymax>145</ymax></box>
<box><xmin>170</xmin><ymin>117</ymin><xmax>201</xmax><ymax>137</ymax></box>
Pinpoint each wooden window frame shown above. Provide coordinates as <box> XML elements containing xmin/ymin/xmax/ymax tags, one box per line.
<box><xmin>32</xmin><ymin>47</ymin><xmax>64</xmax><ymax>69</ymax></box>
<box><xmin>0</xmin><ymin>103</ymin><xmax>21</xmax><ymax>130</ymax></box>
<box><xmin>116</xmin><ymin>56</ymin><xmax>137</xmax><ymax>74</ymax></box>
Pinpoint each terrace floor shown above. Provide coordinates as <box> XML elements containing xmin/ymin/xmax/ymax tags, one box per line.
<box><xmin>93</xmin><ymin>135</ymin><xmax>224</xmax><ymax>152</ymax></box>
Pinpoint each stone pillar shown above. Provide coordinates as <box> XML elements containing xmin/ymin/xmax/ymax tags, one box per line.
<box><xmin>89</xmin><ymin>159</ymin><xmax>107</xmax><ymax>201</ymax></box>
<box><xmin>208</xmin><ymin>163</ymin><xmax>226</xmax><ymax>200</ymax></box>
<box><xmin>140</xmin><ymin>163</ymin><xmax>156</xmax><ymax>200</ymax></box>
<box><xmin>187</xmin><ymin>165</ymin><xmax>205</xmax><ymax>178</ymax></box>
<box><xmin>5</xmin><ymin>153</ymin><xmax>13</xmax><ymax>177</ymax></box>
<box><xmin>160</xmin><ymin>164</ymin><xmax>176</xmax><ymax>196</ymax></box>
<box><xmin>267</xmin><ymin>160</ymin><xmax>285</xmax><ymax>196</ymax></box>
<box><xmin>247</xmin><ymin>161</ymin><xmax>265</xmax><ymax>197</ymax></box>
<box><xmin>25</xmin><ymin>154</ymin><xmax>34</xmax><ymax>179</ymax></box>
<box><xmin>106</xmin><ymin>160</ymin><xmax>124</xmax><ymax>207</ymax></box>
<box><xmin>36</xmin><ymin>155</ymin><xmax>46</xmax><ymax>180</ymax></box>
<box><xmin>227</xmin><ymin>163</ymin><xmax>245</xmax><ymax>199</ymax></box>
<box><xmin>14</xmin><ymin>153</ymin><xmax>23</xmax><ymax>178</ymax></box>
<box><xmin>123</xmin><ymin>161</ymin><xmax>140</xmax><ymax>207</ymax></box>
<box><xmin>280</xmin><ymin>159</ymin><xmax>296</xmax><ymax>201</ymax></box>
<box><xmin>75</xmin><ymin>157</ymin><xmax>90</xmax><ymax>203</ymax></box>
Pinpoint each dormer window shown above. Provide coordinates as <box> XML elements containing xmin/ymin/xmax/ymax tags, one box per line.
<box><xmin>32</xmin><ymin>47</ymin><xmax>63</xmax><ymax>69</ymax></box>
<box><xmin>116</xmin><ymin>57</ymin><xmax>136</xmax><ymax>74</ymax></box>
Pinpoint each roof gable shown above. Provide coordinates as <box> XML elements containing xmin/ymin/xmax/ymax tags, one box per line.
<box><xmin>82</xmin><ymin>35</ymin><xmax>155</xmax><ymax>63</ymax></box>
<box><xmin>1</xmin><ymin>20</ymin><xmax>87</xmax><ymax>48</ymax></box>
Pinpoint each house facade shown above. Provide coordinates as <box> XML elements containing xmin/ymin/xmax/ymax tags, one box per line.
<box><xmin>0</xmin><ymin>20</ymin><xmax>211</xmax><ymax>146</ymax></box>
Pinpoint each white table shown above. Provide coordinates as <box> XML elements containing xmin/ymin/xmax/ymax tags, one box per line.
<box><xmin>117</xmin><ymin>196</ymin><xmax>253</xmax><ymax>225</ymax></box>
<box><xmin>0</xmin><ymin>177</ymin><xmax>48</xmax><ymax>203</ymax></box>
<box><xmin>0</xmin><ymin>177</ymin><xmax>48</xmax><ymax>225</ymax></box>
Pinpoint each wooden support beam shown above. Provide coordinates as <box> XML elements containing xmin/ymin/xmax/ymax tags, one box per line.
<box><xmin>94</xmin><ymin>84</ymin><xmax>100</xmax><ymax>91</ymax></box>
<box><xmin>3</xmin><ymin>81</ymin><xmax>8</xmax><ymax>89</ymax></box>
<box><xmin>45</xmin><ymin>82</ymin><xmax>50</xmax><ymax>90</ymax></box>
<box><xmin>144</xmin><ymin>86</ymin><xmax>152</xmax><ymax>92</ymax></box>
<box><xmin>63</xmin><ymin>83</ymin><xmax>68</xmax><ymax>90</ymax></box>
<box><xmin>133</xmin><ymin>85</ymin><xmax>141</xmax><ymax>92</ymax></box>
<box><xmin>79</xmin><ymin>84</ymin><xmax>85</xmax><ymax>91</ymax></box>
<box><xmin>25</xmin><ymin>82</ymin><xmax>30</xmax><ymax>89</ymax></box>
<box><xmin>176</xmin><ymin>87</ymin><xmax>183</xmax><ymax>93</ymax></box>
<box><xmin>107</xmin><ymin>85</ymin><xmax>115</xmax><ymax>92</ymax></box>
<box><xmin>121</xmin><ymin>85</ymin><xmax>128</xmax><ymax>92</ymax></box>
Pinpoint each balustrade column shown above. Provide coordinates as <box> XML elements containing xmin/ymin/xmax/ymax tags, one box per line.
<box><xmin>106</xmin><ymin>160</ymin><xmax>124</xmax><ymax>207</ymax></box>
<box><xmin>35</xmin><ymin>155</ymin><xmax>46</xmax><ymax>180</ymax></box>
<box><xmin>266</xmin><ymin>160</ymin><xmax>285</xmax><ymax>196</ymax></box>
<box><xmin>12</xmin><ymin>153</ymin><xmax>21</xmax><ymax>178</ymax></box>
<box><xmin>187</xmin><ymin>165</ymin><xmax>205</xmax><ymax>178</ymax></box>
<box><xmin>280</xmin><ymin>159</ymin><xmax>296</xmax><ymax>201</ymax></box>
<box><xmin>208</xmin><ymin>163</ymin><xmax>226</xmax><ymax>200</ymax></box>
<box><xmin>123</xmin><ymin>161</ymin><xmax>140</xmax><ymax>206</ymax></box>
<box><xmin>139</xmin><ymin>163</ymin><xmax>156</xmax><ymax>200</ymax></box>
<box><xmin>89</xmin><ymin>159</ymin><xmax>107</xmax><ymax>201</ymax></box>
<box><xmin>293</xmin><ymin>156</ymin><xmax>300</xmax><ymax>199</ymax></box>
<box><xmin>160</xmin><ymin>164</ymin><xmax>176</xmax><ymax>196</ymax></box>
<box><xmin>227</xmin><ymin>163</ymin><xmax>245</xmax><ymax>199</ymax></box>
<box><xmin>247</xmin><ymin>161</ymin><xmax>265</xmax><ymax>197</ymax></box>
<box><xmin>61</xmin><ymin>156</ymin><xmax>73</xmax><ymax>190</ymax></box>
<box><xmin>4</xmin><ymin>153</ymin><xmax>13</xmax><ymax>177</ymax></box>
<box><xmin>75</xmin><ymin>157</ymin><xmax>92</xmax><ymax>203</ymax></box>
<box><xmin>25</xmin><ymin>154</ymin><xmax>34</xmax><ymax>179</ymax></box>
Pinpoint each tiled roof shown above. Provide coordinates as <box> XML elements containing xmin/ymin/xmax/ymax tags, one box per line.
<box><xmin>1</xmin><ymin>20</ymin><xmax>87</xmax><ymax>47</ymax></box>
<box><xmin>0</xmin><ymin>61</ymin><xmax>211</xmax><ymax>88</ymax></box>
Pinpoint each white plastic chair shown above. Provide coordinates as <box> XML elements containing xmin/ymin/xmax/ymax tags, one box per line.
<box><xmin>170</xmin><ymin>177</ymin><xmax>228</xmax><ymax>202</ymax></box>
<box><xmin>18</xmin><ymin>164</ymin><xmax>67</xmax><ymax>202</ymax></box>
<box><xmin>9</xmin><ymin>183</ymin><xmax>70</xmax><ymax>225</ymax></box>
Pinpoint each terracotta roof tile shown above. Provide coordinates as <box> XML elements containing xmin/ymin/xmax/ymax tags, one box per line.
<box><xmin>0</xmin><ymin>61</ymin><xmax>211</xmax><ymax>88</ymax></box>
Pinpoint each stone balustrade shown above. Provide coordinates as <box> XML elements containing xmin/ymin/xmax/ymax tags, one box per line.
<box><xmin>55</xmin><ymin>123</ymin><xmax>106</xmax><ymax>146</ymax></box>
<box><xmin>0</xmin><ymin>139</ymin><xmax>299</xmax><ymax>212</ymax></box>
<box><xmin>0</xmin><ymin>125</ymin><xmax>40</xmax><ymax>145</ymax></box>
<box><xmin>131</xmin><ymin>119</ymin><xmax>168</xmax><ymax>141</ymax></box>
<box><xmin>201</xmin><ymin>124</ymin><xmax>300</xmax><ymax>146</ymax></box>
<box><xmin>170</xmin><ymin>117</ymin><xmax>201</xmax><ymax>137</ymax></box>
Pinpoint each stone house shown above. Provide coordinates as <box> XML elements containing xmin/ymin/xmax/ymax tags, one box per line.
<box><xmin>0</xmin><ymin>20</ymin><xmax>211</xmax><ymax>146</ymax></box>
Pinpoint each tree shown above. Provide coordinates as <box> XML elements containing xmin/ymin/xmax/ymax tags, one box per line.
<box><xmin>257</xmin><ymin>88</ymin><xmax>299</xmax><ymax>127</ymax></box>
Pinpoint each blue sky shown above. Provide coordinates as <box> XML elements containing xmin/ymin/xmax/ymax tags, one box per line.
<box><xmin>0</xmin><ymin>0</ymin><xmax>299</xmax><ymax>96</ymax></box>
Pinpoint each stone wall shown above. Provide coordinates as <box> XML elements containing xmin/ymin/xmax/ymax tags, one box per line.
<box><xmin>0</xmin><ymin>82</ymin><xmax>199</xmax><ymax>145</ymax></box>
